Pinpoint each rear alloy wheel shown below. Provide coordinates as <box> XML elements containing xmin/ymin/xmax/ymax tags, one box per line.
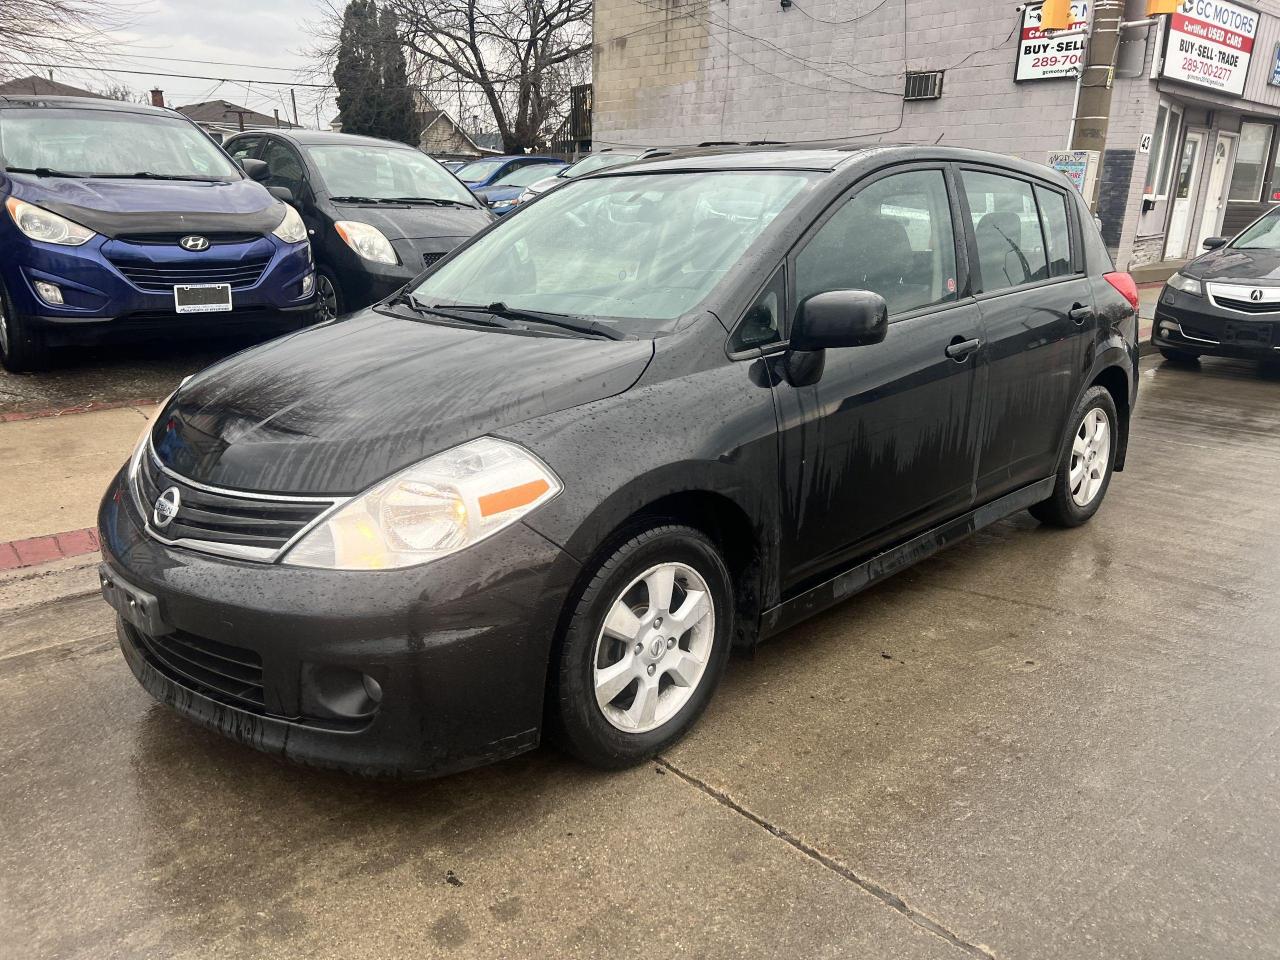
<box><xmin>1029</xmin><ymin>385</ymin><xmax>1119</xmax><ymax>528</ymax></box>
<box><xmin>0</xmin><ymin>277</ymin><xmax>50</xmax><ymax>373</ymax></box>
<box><xmin>554</xmin><ymin>525</ymin><xmax>733</xmax><ymax>768</ymax></box>
<box><xmin>1159</xmin><ymin>347</ymin><xmax>1200</xmax><ymax>364</ymax></box>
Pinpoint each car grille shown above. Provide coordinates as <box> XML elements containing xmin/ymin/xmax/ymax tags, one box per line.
<box><xmin>134</xmin><ymin>448</ymin><xmax>340</xmax><ymax>562</ymax></box>
<box><xmin>112</xmin><ymin>256</ymin><xmax>273</xmax><ymax>292</ymax></box>
<box><xmin>1208</xmin><ymin>294</ymin><xmax>1279</xmax><ymax>315</ymax></box>
<box><xmin>131</xmin><ymin>625</ymin><xmax>265</xmax><ymax>710</ymax></box>
<box><xmin>422</xmin><ymin>252</ymin><xmax>445</xmax><ymax>268</ymax></box>
<box><xmin>115</xmin><ymin>232</ymin><xmax>262</xmax><ymax>246</ymax></box>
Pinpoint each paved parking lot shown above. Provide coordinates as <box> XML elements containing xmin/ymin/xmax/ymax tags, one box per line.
<box><xmin>2</xmin><ymin>352</ymin><xmax>1278</xmax><ymax>960</ymax></box>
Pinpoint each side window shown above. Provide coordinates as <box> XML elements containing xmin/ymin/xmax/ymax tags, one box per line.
<box><xmin>260</xmin><ymin>140</ymin><xmax>305</xmax><ymax>194</ymax></box>
<box><xmin>1034</xmin><ymin>185</ymin><xmax>1073</xmax><ymax>278</ymax></box>
<box><xmin>225</xmin><ymin>136</ymin><xmax>261</xmax><ymax>162</ymax></box>
<box><xmin>961</xmin><ymin>170</ymin><xmax>1049</xmax><ymax>292</ymax></box>
<box><xmin>732</xmin><ymin>267</ymin><xmax>786</xmax><ymax>352</ymax></box>
<box><xmin>795</xmin><ymin>170</ymin><xmax>958</xmax><ymax>318</ymax></box>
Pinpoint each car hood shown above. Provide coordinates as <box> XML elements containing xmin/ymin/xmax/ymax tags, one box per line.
<box><xmin>152</xmin><ymin>309</ymin><xmax>654</xmax><ymax>495</ymax></box>
<box><xmin>1182</xmin><ymin>245</ymin><xmax>1280</xmax><ymax>283</ymax></box>
<box><xmin>329</xmin><ymin>200</ymin><xmax>492</xmax><ymax>240</ymax></box>
<box><xmin>7</xmin><ymin>175</ymin><xmax>284</xmax><ymax>238</ymax></box>
<box><xmin>473</xmin><ymin>185</ymin><xmax>523</xmax><ymax>203</ymax></box>
<box><xmin>525</xmin><ymin>175</ymin><xmax>565</xmax><ymax>196</ymax></box>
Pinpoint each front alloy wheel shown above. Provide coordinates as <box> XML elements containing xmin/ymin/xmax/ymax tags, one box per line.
<box><xmin>316</xmin><ymin>271</ymin><xmax>341</xmax><ymax>323</ymax></box>
<box><xmin>554</xmin><ymin>525</ymin><xmax>733</xmax><ymax>768</ymax></box>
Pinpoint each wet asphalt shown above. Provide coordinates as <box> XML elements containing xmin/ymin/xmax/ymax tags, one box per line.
<box><xmin>2</xmin><ymin>353</ymin><xmax>1279</xmax><ymax>959</ymax></box>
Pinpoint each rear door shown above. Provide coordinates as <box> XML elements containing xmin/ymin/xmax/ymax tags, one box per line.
<box><xmin>771</xmin><ymin>164</ymin><xmax>987</xmax><ymax>592</ymax></box>
<box><xmin>958</xmin><ymin>167</ymin><xmax>1093</xmax><ymax>502</ymax></box>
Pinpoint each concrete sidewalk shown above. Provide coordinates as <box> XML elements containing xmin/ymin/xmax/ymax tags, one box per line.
<box><xmin>0</xmin><ymin>404</ymin><xmax>154</xmax><ymax>563</ymax></box>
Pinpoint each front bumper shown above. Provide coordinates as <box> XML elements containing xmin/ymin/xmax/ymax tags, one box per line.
<box><xmin>1153</xmin><ymin>285</ymin><xmax>1280</xmax><ymax>359</ymax></box>
<box><xmin>98</xmin><ymin>467</ymin><xmax>581</xmax><ymax>778</ymax></box>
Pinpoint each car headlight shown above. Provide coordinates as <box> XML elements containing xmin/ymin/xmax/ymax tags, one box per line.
<box><xmin>271</xmin><ymin>203</ymin><xmax>307</xmax><ymax>244</ymax></box>
<box><xmin>127</xmin><ymin>391</ymin><xmax>178</xmax><ymax>483</ymax></box>
<box><xmin>5</xmin><ymin>197</ymin><xmax>94</xmax><ymax>246</ymax></box>
<box><xmin>334</xmin><ymin>220</ymin><xmax>398</xmax><ymax>264</ymax></box>
<box><xmin>1167</xmin><ymin>272</ymin><xmax>1202</xmax><ymax>297</ymax></box>
<box><xmin>517</xmin><ymin>189</ymin><xmax>536</xmax><ymax>203</ymax></box>
<box><xmin>491</xmin><ymin>198</ymin><xmax>518</xmax><ymax>209</ymax></box>
<box><xmin>283</xmin><ymin>437</ymin><xmax>562</xmax><ymax>570</ymax></box>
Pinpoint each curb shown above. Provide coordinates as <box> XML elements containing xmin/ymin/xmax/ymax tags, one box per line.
<box><xmin>0</xmin><ymin>527</ymin><xmax>101</xmax><ymax>571</ymax></box>
<box><xmin>0</xmin><ymin>398</ymin><xmax>162</xmax><ymax>424</ymax></box>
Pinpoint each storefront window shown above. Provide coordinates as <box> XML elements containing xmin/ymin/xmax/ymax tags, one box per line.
<box><xmin>1228</xmin><ymin>122</ymin><xmax>1272</xmax><ymax>202</ymax></box>
<box><xmin>1143</xmin><ymin>104</ymin><xmax>1182</xmax><ymax>199</ymax></box>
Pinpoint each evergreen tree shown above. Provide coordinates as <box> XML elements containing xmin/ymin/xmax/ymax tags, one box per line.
<box><xmin>377</xmin><ymin>7</ymin><xmax>418</xmax><ymax>145</ymax></box>
<box><xmin>334</xmin><ymin>0</ymin><xmax>403</xmax><ymax>140</ymax></box>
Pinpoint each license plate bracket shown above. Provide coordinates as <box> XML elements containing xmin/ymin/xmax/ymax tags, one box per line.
<box><xmin>173</xmin><ymin>283</ymin><xmax>233</xmax><ymax>314</ymax></box>
<box><xmin>1222</xmin><ymin>321</ymin><xmax>1274</xmax><ymax>347</ymax></box>
<box><xmin>99</xmin><ymin>563</ymin><xmax>171</xmax><ymax>635</ymax></box>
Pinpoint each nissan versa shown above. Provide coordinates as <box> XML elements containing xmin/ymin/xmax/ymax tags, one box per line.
<box><xmin>98</xmin><ymin>145</ymin><xmax>1139</xmax><ymax>778</ymax></box>
<box><xmin>0</xmin><ymin>96</ymin><xmax>314</xmax><ymax>371</ymax></box>
<box><xmin>1153</xmin><ymin>206</ymin><xmax>1280</xmax><ymax>364</ymax></box>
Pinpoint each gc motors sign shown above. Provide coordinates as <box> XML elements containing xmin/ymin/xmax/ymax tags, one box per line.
<box><xmin>1160</xmin><ymin>0</ymin><xmax>1259</xmax><ymax>97</ymax></box>
<box><xmin>1016</xmin><ymin>2</ymin><xmax>1090</xmax><ymax>82</ymax></box>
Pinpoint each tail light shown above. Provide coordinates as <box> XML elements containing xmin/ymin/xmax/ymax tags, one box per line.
<box><xmin>1104</xmin><ymin>271</ymin><xmax>1140</xmax><ymax>310</ymax></box>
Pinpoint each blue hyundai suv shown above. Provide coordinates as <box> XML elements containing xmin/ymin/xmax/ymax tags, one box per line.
<box><xmin>0</xmin><ymin>96</ymin><xmax>316</xmax><ymax>371</ymax></box>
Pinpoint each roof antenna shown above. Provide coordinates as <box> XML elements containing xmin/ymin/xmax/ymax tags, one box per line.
<box><xmin>935</xmin><ymin>132</ymin><xmax>945</xmax><ymax>144</ymax></box>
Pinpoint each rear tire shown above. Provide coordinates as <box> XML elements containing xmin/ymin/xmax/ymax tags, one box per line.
<box><xmin>1029</xmin><ymin>385</ymin><xmax>1119</xmax><ymax>528</ymax></box>
<box><xmin>0</xmin><ymin>277</ymin><xmax>51</xmax><ymax>373</ymax></box>
<box><xmin>553</xmin><ymin>524</ymin><xmax>734</xmax><ymax>769</ymax></box>
<box><xmin>1159</xmin><ymin>346</ymin><xmax>1199</xmax><ymax>364</ymax></box>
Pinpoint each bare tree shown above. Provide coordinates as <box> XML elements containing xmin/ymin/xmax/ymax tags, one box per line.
<box><xmin>316</xmin><ymin>0</ymin><xmax>590</xmax><ymax>153</ymax></box>
<box><xmin>0</xmin><ymin>0</ymin><xmax>128</xmax><ymax>79</ymax></box>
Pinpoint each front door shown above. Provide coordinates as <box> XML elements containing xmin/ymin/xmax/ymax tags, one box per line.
<box><xmin>958</xmin><ymin>167</ymin><xmax>1092</xmax><ymax>500</ymax></box>
<box><xmin>772</xmin><ymin>166</ymin><xmax>985</xmax><ymax>592</ymax></box>
<box><xmin>1197</xmin><ymin>133</ymin><xmax>1237</xmax><ymax>249</ymax></box>
<box><xmin>1165</xmin><ymin>131</ymin><xmax>1204</xmax><ymax>260</ymax></box>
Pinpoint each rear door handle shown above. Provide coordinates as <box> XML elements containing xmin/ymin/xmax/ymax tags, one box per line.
<box><xmin>945</xmin><ymin>337</ymin><xmax>982</xmax><ymax>361</ymax></box>
<box><xmin>1069</xmin><ymin>303</ymin><xmax>1094</xmax><ymax>325</ymax></box>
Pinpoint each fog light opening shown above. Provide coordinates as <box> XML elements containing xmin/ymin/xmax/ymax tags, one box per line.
<box><xmin>301</xmin><ymin>272</ymin><xmax>315</xmax><ymax>297</ymax></box>
<box><xmin>34</xmin><ymin>281</ymin><xmax>64</xmax><ymax>305</ymax></box>
<box><xmin>362</xmin><ymin>673</ymin><xmax>383</xmax><ymax>704</ymax></box>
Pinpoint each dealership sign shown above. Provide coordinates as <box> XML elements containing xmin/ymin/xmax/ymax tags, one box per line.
<box><xmin>1160</xmin><ymin>0</ymin><xmax>1259</xmax><ymax>97</ymax></box>
<box><xmin>1016</xmin><ymin>2</ymin><xmax>1089</xmax><ymax>82</ymax></box>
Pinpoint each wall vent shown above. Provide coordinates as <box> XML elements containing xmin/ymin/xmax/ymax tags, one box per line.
<box><xmin>904</xmin><ymin>70</ymin><xmax>945</xmax><ymax>101</ymax></box>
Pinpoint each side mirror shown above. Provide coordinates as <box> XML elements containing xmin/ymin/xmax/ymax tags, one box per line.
<box><xmin>268</xmin><ymin>185</ymin><xmax>295</xmax><ymax>204</ymax></box>
<box><xmin>1202</xmin><ymin>236</ymin><xmax>1228</xmax><ymax>250</ymax></box>
<box><xmin>241</xmin><ymin>158</ymin><xmax>270</xmax><ymax>182</ymax></box>
<box><xmin>791</xmin><ymin>290</ymin><xmax>889</xmax><ymax>351</ymax></box>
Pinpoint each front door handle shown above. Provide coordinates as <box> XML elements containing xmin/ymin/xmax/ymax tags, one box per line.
<box><xmin>1069</xmin><ymin>303</ymin><xmax>1094</xmax><ymax>325</ymax></box>
<box><xmin>945</xmin><ymin>336</ymin><xmax>982</xmax><ymax>361</ymax></box>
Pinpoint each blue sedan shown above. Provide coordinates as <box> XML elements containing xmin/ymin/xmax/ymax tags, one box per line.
<box><xmin>470</xmin><ymin>161</ymin><xmax>569</xmax><ymax>215</ymax></box>
<box><xmin>454</xmin><ymin>155</ymin><xmax>566</xmax><ymax>191</ymax></box>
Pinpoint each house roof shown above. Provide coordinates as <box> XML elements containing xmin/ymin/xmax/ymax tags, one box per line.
<box><xmin>0</xmin><ymin>76</ymin><xmax>105</xmax><ymax>99</ymax></box>
<box><xmin>175</xmin><ymin>99</ymin><xmax>298</xmax><ymax>130</ymax></box>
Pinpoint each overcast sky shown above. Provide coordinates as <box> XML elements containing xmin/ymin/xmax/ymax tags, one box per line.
<box><xmin>55</xmin><ymin>0</ymin><xmax>338</xmax><ymax>126</ymax></box>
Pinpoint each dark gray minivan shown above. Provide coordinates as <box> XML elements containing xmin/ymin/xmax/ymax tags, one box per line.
<box><xmin>99</xmin><ymin>144</ymin><xmax>1139</xmax><ymax>778</ymax></box>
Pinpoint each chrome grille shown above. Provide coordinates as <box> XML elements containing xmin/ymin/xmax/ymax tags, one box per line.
<box><xmin>132</xmin><ymin>447</ymin><xmax>341</xmax><ymax>562</ymax></box>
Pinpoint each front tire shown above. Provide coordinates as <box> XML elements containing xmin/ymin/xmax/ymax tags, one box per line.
<box><xmin>1029</xmin><ymin>385</ymin><xmax>1119</xmax><ymax>528</ymax></box>
<box><xmin>0</xmin><ymin>277</ymin><xmax>50</xmax><ymax>373</ymax></box>
<box><xmin>553</xmin><ymin>524</ymin><xmax>734</xmax><ymax>769</ymax></box>
<box><xmin>315</xmin><ymin>267</ymin><xmax>343</xmax><ymax>323</ymax></box>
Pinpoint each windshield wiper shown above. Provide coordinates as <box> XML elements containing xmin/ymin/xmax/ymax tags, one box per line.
<box><xmin>329</xmin><ymin>195</ymin><xmax>388</xmax><ymax>204</ymax></box>
<box><xmin>443</xmin><ymin>302</ymin><xmax>627</xmax><ymax>341</ymax></box>
<box><xmin>383</xmin><ymin>292</ymin><xmax>518</xmax><ymax>329</ymax></box>
<box><xmin>101</xmin><ymin>172</ymin><xmax>223</xmax><ymax>182</ymax></box>
<box><xmin>384</xmin><ymin>196</ymin><xmax>469</xmax><ymax>207</ymax></box>
<box><xmin>4</xmin><ymin>166</ymin><xmax>83</xmax><ymax>178</ymax></box>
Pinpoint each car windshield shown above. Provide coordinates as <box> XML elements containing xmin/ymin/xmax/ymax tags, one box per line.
<box><xmin>410</xmin><ymin>170</ymin><xmax>815</xmax><ymax>327</ymax></box>
<box><xmin>562</xmin><ymin>153</ymin><xmax>639</xmax><ymax>178</ymax></box>
<box><xmin>455</xmin><ymin>158</ymin><xmax>509</xmax><ymax>183</ymax></box>
<box><xmin>307</xmin><ymin>144</ymin><xmax>475</xmax><ymax>203</ymax></box>
<box><xmin>0</xmin><ymin>108</ymin><xmax>239</xmax><ymax>179</ymax></box>
<box><xmin>493</xmin><ymin>163</ymin><xmax>563</xmax><ymax>188</ymax></box>
<box><xmin>1232</xmin><ymin>210</ymin><xmax>1280</xmax><ymax>249</ymax></box>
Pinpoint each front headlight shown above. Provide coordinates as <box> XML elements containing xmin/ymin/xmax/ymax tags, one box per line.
<box><xmin>517</xmin><ymin>190</ymin><xmax>535</xmax><ymax>203</ymax></box>
<box><xmin>283</xmin><ymin>437</ymin><xmax>562</xmax><ymax>570</ymax></box>
<box><xmin>5</xmin><ymin>197</ymin><xmax>94</xmax><ymax>246</ymax></box>
<box><xmin>491</xmin><ymin>198</ymin><xmax>518</xmax><ymax>210</ymax></box>
<box><xmin>271</xmin><ymin>203</ymin><xmax>307</xmax><ymax>244</ymax></box>
<box><xmin>1167</xmin><ymin>272</ymin><xmax>1202</xmax><ymax>297</ymax></box>
<box><xmin>127</xmin><ymin>390</ymin><xmax>178</xmax><ymax>483</ymax></box>
<box><xmin>334</xmin><ymin>220</ymin><xmax>398</xmax><ymax>264</ymax></box>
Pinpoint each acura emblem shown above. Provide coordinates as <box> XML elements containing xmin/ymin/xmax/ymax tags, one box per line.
<box><xmin>179</xmin><ymin>235</ymin><xmax>210</xmax><ymax>252</ymax></box>
<box><xmin>1250</xmin><ymin>288</ymin><xmax>1265</xmax><ymax>302</ymax></box>
<box><xmin>153</xmin><ymin>487</ymin><xmax>181</xmax><ymax>529</ymax></box>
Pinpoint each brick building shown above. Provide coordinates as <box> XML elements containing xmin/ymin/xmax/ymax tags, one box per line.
<box><xmin>593</xmin><ymin>0</ymin><xmax>1280</xmax><ymax>271</ymax></box>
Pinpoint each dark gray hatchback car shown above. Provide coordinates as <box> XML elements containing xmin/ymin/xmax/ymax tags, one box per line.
<box><xmin>99</xmin><ymin>144</ymin><xmax>1139</xmax><ymax>777</ymax></box>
